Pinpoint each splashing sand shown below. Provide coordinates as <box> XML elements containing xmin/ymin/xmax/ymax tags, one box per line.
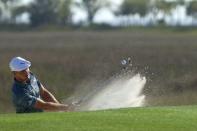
<box><xmin>82</xmin><ymin>74</ymin><xmax>146</xmax><ymax>110</ymax></box>
<box><xmin>68</xmin><ymin>73</ymin><xmax>146</xmax><ymax>111</ymax></box>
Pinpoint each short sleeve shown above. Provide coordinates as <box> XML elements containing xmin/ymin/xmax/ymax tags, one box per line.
<box><xmin>19</xmin><ymin>92</ymin><xmax>37</xmax><ymax>108</ymax></box>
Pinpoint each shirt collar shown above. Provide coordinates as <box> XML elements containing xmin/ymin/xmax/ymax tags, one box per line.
<box><xmin>14</xmin><ymin>74</ymin><xmax>32</xmax><ymax>87</ymax></box>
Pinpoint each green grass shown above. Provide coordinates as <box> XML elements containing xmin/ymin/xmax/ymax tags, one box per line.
<box><xmin>0</xmin><ymin>106</ymin><xmax>197</xmax><ymax>131</ymax></box>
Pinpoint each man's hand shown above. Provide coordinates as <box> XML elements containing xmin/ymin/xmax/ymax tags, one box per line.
<box><xmin>66</xmin><ymin>103</ymin><xmax>77</xmax><ymax>111</ymax></box>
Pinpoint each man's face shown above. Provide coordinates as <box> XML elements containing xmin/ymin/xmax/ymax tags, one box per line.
<box><xmin>14</xmin><ymin>68</ymin><xmax>30</xmax><ymax>82</ymax></box>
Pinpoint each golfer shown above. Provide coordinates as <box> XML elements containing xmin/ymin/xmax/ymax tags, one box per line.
<box><xmin>10</xmin><ymin>56</ymin><xmax>72</xmax><ymax>113</ymax></box>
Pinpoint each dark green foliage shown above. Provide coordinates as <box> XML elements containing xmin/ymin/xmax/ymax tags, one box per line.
<box><xmin>12</xmin><ymin>6</ymin><xmax>29</xmax><ymax>19</ymax></box>
<box><xmin>119</xmin><ymin>0</ymin><xmax>148</xmax><ymax>16</ymax></box>
<box><xmin>82</xmin><ymin>0</ymin><xmax>97</xmax><ymax>23</ymax></box>
<box><xmin>57</xmin><ymin>0</ymin><xmax>72</xmax><ymax>25</ymax></box>
<box><xmin>74</xmin><ymin>0</ymin><xmax>110</xmax><ymax>24</ymax></box>
<box><xmin>187</xmin><ymin>1</ymin><xmax>197</xmax><ymax>16</ymax></box>
<box><xmin>28</xmin><ymin>0</ymin><xmax>59</xmax><ymax>27</ymax></box>
<box><xmin>11</xmin><ymin>0</ymin><xmax>71</xmax><ymax>27</ymax></box>
<box><xmin>154</xmin><ymin>0</ymin><xmax>176</xmax><ymax>12</ymax></box>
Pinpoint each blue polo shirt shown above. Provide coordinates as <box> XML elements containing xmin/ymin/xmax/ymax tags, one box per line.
<box><xmin>12</xmin><ymin>73</ymin><xmax>43</xmax><ymax>113</ymax></box>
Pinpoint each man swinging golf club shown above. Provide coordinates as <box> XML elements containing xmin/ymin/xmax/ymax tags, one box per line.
<box><xmin>10</xmin><ymin>56</ymin><xmax>73</xmax><ymax>113</ymax></box>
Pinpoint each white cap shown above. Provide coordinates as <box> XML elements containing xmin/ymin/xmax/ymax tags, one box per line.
<box><xmin>9</xmin><ymin>57</ymin><xmax>31</xmax><ymax>71</ymax></box>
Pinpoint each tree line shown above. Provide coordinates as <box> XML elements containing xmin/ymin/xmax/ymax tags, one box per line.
<box><xmin>0</xmin><ymin>0</ymin><xmax>197</xmax><ymax>27</ymax></box>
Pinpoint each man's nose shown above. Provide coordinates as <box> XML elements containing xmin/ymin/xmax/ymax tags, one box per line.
<box><xmin>25</xmin><ymin>68</ymin><xmax>30</xmax><ymax>73</ymax></box>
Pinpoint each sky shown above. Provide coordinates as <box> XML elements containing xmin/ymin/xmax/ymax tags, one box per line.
<box><xmin>1</xmin><ymin>0</ymin><xmax>197</xmax><ymax>26</ymax></box>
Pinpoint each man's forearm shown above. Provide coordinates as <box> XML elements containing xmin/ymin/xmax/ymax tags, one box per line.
<box><xmin>34</xmin><ymin>98</ymin><xmax>70</xmax><ymax>112</ymax></box>
<box><xmin>42</xmin><ymin>90</ymin><xmax>60</xmax><ymax>103</ymax></box>
<box><xmin>40</xmin><ymin>85</ymin><xmax>60</xmax><ymax>103</ymax></box>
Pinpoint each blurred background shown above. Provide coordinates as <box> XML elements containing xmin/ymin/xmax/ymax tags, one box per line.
<box><xmin>1</xmin><ymin>0</ymin><xmax>197</xmax><ymax>113</ymax></box>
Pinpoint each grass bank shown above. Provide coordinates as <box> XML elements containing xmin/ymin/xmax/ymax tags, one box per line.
<box><xmin>0</xmin><ymin>106</ymin><xmax>197</xmax><ymax>131</ymax></box>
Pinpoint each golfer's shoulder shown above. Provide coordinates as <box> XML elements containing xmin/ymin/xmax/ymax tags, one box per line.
<box><xmin>12</xmin><ymin>83</ymin><xmax>26</xmax><ymax>96</ymax></box>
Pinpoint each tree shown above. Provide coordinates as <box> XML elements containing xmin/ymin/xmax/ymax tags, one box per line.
<box><xmin>0</xmin><ymin>0</ymin><xmax>15</xmax><ymax>23</ymax></box>
<box><xmin>57</xmin><ymin>0</ymin><xmax>72</xmax><ymax>25</ymax></box>
<box><xmin>74</xmin><ymin>0</ymin><xmax>110</xmax><ymax>24</ymax></box>
<box><xmin>11</xmin><ymin>0</ymin><xmax>71</xmax><ymax>26</ymax></box>
<box><xmin>154</xmin><ymin>0</ymin><xmax>174</xmax><ymax>12</ymax></box>
<box><xmin>119</xmin><ymin>0</ymin><xmax>148</xmax><ymax>16</ymax></box>
<box><xmin>145</xmin><ymin>0</ymin><xmax>182</xmax><ymax>26</ymax></box>
<box><xmin>27</xmin><ymin>0</ymin><xmax>59</xmax><ymax>27</ymax></box>
<box><xmin>12</xmin><ymin>5</ymin><xmax>29</xmax><ymax>20</ymax></box>
<box><xmin>154</xmin><ymin>0</ymin><xmax>186</xmax><ymax>13</ymax></box>
<box><xmin>176</xmin><ymin>0</ymin><xmax>186</xmax><ymax>5</ymax></box>
<box><xmin>187</xmin><ymin>1</ymin><xmax>197</xmax><ymax>16</ymax></box>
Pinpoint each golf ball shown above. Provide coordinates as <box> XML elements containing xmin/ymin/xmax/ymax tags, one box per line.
<box><xmin>121</xmin><ymin>59</ymin><xmax>127</xmax><ymax>65</ymax></box>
